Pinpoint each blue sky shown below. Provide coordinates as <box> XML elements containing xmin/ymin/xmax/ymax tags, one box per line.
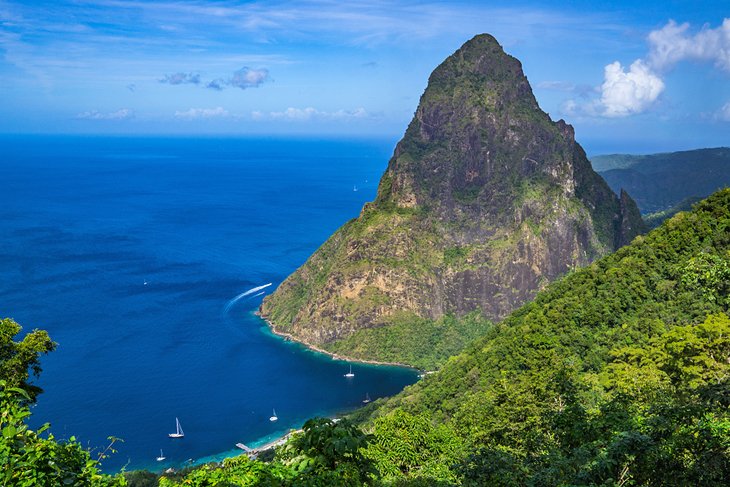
<box><xmin>1</xmin><ymin>0</ymin><xmax>728</xmax><ymax>154</ymax></box>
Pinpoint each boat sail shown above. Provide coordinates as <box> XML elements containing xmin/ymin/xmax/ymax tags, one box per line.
<box><xmin>168</xmin><ymin>417</ymin><xmax>184</xmax><ymax>438</ymax></box>
<box><xmin>270</xmin><ymin>409</ymin><xmax>278</xmax><ymax>422</ymax></box>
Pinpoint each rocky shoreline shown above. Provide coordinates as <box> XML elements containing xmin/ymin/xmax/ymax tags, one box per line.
<box><xmin>255</xmin><ymin>311</ymin><xmax>423</xmax><ymax>372</ymax></box>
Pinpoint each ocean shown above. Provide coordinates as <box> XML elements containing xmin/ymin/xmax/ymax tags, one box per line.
<box><xmin>0</xmin><ymin>135</ymin><xmax>419</xmax><ymax>473</ymax></box>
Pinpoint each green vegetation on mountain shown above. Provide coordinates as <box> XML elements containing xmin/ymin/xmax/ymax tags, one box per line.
<box><xmin>592</xmin><ymin>147</ymin><xmax>730</xmax><ymax>216</ymax></box>
<box><xmin>261</xmin><ymin>34</ymin><xmax>644</xmax><ymax>369</ymax></box>
<box><xmin>362</xmin><ymin>187</ymin><xmax>730</xmax><ymax>484</ymax></box>
<box><xmin>327</xmin><ymin>312</ymin><xmax>492</xmax><ymax>370</ymax></box>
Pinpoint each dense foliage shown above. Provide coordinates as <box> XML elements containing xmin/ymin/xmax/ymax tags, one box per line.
<box><xmin>0</xmin><ymin>317</ymin><xmax>56</xmax><ymax>402</ymax></box>
<box><xmin>327</xmin><ymin>312</ymin><xmax>492</xmax><ymax>370</ymax></box>
<box><xmin>153</xmin><ymin>413</ymin><xmax>467</xmax><ymax>486</ymax></box>
<box><xmin>368</xmin><ymin>188</ymin><xmax>730</xmax><ymax>484</ymax></box>
<box><xmin>0</xmin><ymin>382</ymin><xmax>125</xmax><ymax>486</ymax></box>
<box><xmin>363</xmin><ymin>409</ymin><xmax>464</xmax><ymax>485</ymax></box>
<box><xmin>0</xmin><ymin>321</ymin><xmax>124</xmax><ymax>486</ymax></box>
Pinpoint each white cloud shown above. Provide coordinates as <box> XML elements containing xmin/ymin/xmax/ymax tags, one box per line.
<box><xmin>76</xmin><ymin>108</ymin><xmax>134</xmax><ymax>120</ymax></box>
<box><xmin>82</xmin><ymin>1</ymin><xmax>603</xmax><ymax>47</ymax></box>
<box><xmin>648</xmin><ymin>18</ymin><xmax>730</xmax><ymax>72</ymax></box>
<box><xmin>599</xmin><ymin>60</ymin><xmax>664</xmax><ymax>117</ymax></box>
<box><xmin>565</xmin><ymin>18</ymin><xmax>729</xmax><ymax>119</ymax></box>
<box><xmin>331</xmin><ymin>107</ymin><xmax>369</xmax><ymax>119</ymax></box>
<box><xmin>269</xmin><ymin>107</ymin><xmax>319</xmax><ymax>120</ymax></box>
<box><xmin>194</xmin><ymin>68</ymin><xmax>271</xmax><ymax>91</ymax></box>
<box><xmin>252</xmin><ymin>107</ymin><xmax>370</xmax><ymax>121</ymax></box>
<box><xmin>228</xmin><ymin>67</ymin><xmax>269</xmax><ymax>89</ymax></box>
<box><xmin>560</xmin><ymin>98</ymin><xmax>599</xmax><ymax>118</ymax></box>
<box><xmin>174</xmin><ymin>107</ymin><xmax>229</xmax><ymax>120</ymax></box>
<box><xmin>159</xmin><ymin>72</ymin><xmax>200</xmax><ymax>85</ymax></box>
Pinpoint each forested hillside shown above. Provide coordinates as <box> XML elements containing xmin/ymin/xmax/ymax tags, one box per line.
<box><xmin>360</xmin><ymin>188</ymin><xmax>730</xmax><ymax>485</ymax></box>
<box><xmin>593</xmin><ymin>147</ymin><xmax>730</xmax><ymax>215</ymax></box>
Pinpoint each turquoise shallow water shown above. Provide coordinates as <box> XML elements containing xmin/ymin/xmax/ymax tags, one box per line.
<box><xmin>0</xmin><ymin>135</ymin><xmax>418</xmax><ymax>473</ymax></box>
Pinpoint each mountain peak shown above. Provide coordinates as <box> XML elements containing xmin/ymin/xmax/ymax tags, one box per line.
<box><xmin>261</xmin><ymin>34</ymin><xmax>645</xmax><ymax>368</ymax></box>
<box><xmin>377</xmin><ymin>33</ymin><xmax>584</xmax><ymax>225</ymax></box>
<box><xmin>428</xmin><ymin>33</ymin><xmax>537</xmax><ymax>108</ymax></box>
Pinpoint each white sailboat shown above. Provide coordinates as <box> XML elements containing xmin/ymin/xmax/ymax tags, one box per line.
<box><xmin>362</xmin><ymin>393</ymin><xmax>371</xmax><ymax>404</ymax></box>
<box><xmin>168</xmin><ymin>417</ymin><xmax>184</xmax><ymax>438</ymax></box>
<box><xmin>270</xmin><ymin>409</ymin><xmax>278</xmax><ymax>422</ymax></box>
<box><xmin>156</xmin><ymin>449</ymin><xmax>166</xmax><ymax>461</ymax></box>
<box><xmin>344</xmin><ymin>365</ymin><xmax>354</xmax><ymax>378</ymax></box>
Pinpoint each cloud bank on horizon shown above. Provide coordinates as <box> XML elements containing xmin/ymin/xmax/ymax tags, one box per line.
<box><xmin>76</xmin><ymin>108</ymin><xmax>134</xmax><ymax>120</ymax></box>
<box><xmin>0</xmin><ymin>0</ymin><xmax>727</xmax><ymax>152</ymax></box>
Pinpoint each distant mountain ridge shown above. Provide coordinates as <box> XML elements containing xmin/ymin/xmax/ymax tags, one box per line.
<box><xmin>260</xmin><ymin>34</ymin><xmax>644</xmax><ymax>368</ymax></box>
<box><xmin>592</xmin><ymin>147</ymin><xmax>730</xmax><ymax>214</ymax></box>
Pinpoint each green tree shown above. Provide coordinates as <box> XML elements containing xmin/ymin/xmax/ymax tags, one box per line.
<box><xmin>682</xmin><ymin>252</ymin><xmax>730</xmax><ymax>308</ymax></box>
<box><xmin>457</xmin><ymin>445</ymin><xmax>529</xmax><ymax>487</ymax></box>
<box><xmin>0</xmin><ymin>318</ymin><xmax>56</xmax><ymax>402</ymax></box>
<box><xmin>0</xmin><ymin>382</ymin><xmax>125</xmax><ymax>487</ymax></box>
<box><xmin>279</xmin><ymin>418</ymin><xmax>375</xmax><ymax>486</ymax></box>
<box><xmin>122</xmin><ymin>470</ymin><xmax>158</xmax><ymax>487</ymax></box>
<box><xmin>158</xmin><ymin>455</ymin><xmax>292</xmax><ymax>487</ymax></box>
<box><xmin>364</xmin><ymin>409</ymin><xmax>463</xmax><ymax>485</ymax></box>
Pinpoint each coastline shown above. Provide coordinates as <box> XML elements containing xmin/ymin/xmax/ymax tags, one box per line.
<box><xmin>145</xmin><ymin>310</ymin><xmax>423</xmax><ymax>476</ymax></box>
<box><xmin>255</xmin><ymin>311</ymin><xmax>422</xmax><ymax>372</ymax></box>
<box><xmin>163</xmin><ymin>427</ymin><xmax>302</xmax><ymax>475</ymax></box>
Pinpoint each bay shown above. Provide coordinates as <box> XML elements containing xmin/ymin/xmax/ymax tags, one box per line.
<box><xmin>0</xmin><ymin>134</ymin><xmax>418</xmax><ymax>473</ymax></box>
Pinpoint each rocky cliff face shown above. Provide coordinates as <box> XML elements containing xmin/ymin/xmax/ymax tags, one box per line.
<box><xmin>260</xmin><ymin>34</ymin><xmax>644</xmax><ymax>362</ymax></box>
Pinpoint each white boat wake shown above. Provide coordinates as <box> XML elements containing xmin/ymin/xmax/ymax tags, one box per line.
<box><xmin>224</xmin><ymin>283</ymin><xmax>272</xmax><ymax>313</ymax></box>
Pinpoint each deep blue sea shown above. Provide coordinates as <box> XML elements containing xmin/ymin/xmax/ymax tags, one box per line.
<box><xmin>0</xmin><ymin>135</ymin><xmax>418</xmax><ymax>473</ymax></box>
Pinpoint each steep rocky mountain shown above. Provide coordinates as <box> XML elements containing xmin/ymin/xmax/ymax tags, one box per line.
<box><xmin>592</xmin><ymin>147</ymin><xmax>730</xmax><ymax>215</ymax></box>
<box><xmin>260</xmin><ymin>34</ymin><xmax>644</xmax><ymax>367</ymax></box>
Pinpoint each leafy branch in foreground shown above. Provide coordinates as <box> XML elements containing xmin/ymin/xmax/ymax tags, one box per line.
<box><xmin>0</xmin><ymin>317</ymin><xmax>56</xmax><ymax>403</ymax></box>
<box><xmin>0</xmin><ymin>381</ymin><xmax>125</xmax><ymax>487</ymax></box>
